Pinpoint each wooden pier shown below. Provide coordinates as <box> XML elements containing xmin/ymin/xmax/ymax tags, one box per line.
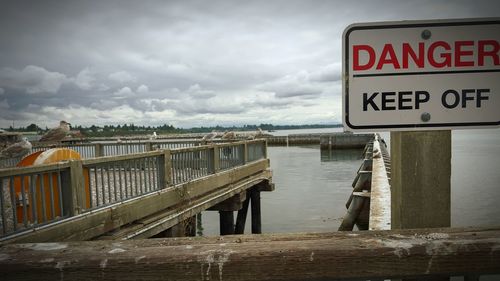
<box><xmin>0</xmin><ymin>140</ymin><xmax>273</xmax><ymax>243</ymax></box>
<box><xmin>265</xmin><ymin>132</ymin><xmax>374</xmax><ymax>147</ymax></box>
<box><xmin>339</xmin><ymin>134</ymin><xmax>391</xmax><ymax>231</ymax></box>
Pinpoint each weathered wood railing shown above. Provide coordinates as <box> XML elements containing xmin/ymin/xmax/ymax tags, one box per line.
<box><xmin>368</xmin><ymin>134</ymin><xmax>391</xmax><ymax>230</ymax></box>
<box><xmin>0</xmin><ymin>227</ymin><xmax>498</xmax><ymax>280</ymax></box>
<box><xmin>339</xmin><ymin>134</ymin><xmax>391</xmax><ymax>231</ymax></box>
<box><xmin>0</xmin><ymin>140</ymin><xmax>267</xmax><ymax>240</ymax></box>
<box><xmin>30</xmin><ymin>140</ymin><xmax>203</xmax><ymax>159</ymax></box>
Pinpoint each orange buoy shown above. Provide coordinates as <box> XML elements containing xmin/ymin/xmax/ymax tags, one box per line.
<box><xmin>15</xmin><ymin>148</ymin><xmax>90</xmax><ymax>224</ymax></box>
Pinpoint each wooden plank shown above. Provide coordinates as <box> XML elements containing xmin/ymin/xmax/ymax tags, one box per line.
<box><xmin>112</xmin><ymin>173</ymin><xmax>269</xmax><ymax>239</ymax></box>
<box><xmin>369</xmin><ymin>137</ymin><xmax>392</xmax><ymax>230</ymax></box>
<box><xmin>0</xmin><ymin>160</ymin><xmax>270</xmax><ymax>244</ymax></box>
<box><xmin>207</xmin><ymin>192</ymin><xmax>246</xmax><ymax>211</ymax></box>
<box><xmin>0</xmin><ymin>162</ymin><xmax>71</xmax><ymax>177</ymax></box>
<box><xmin>0</xmin><ymin>227</ymin><xmax>499</xmax><ymax>280</ymax></box>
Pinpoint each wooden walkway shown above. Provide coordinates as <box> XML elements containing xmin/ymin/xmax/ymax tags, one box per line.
<box><xmin>0</xmin><ymin>140</ymin><xmax>272</xmax><ymax>243</ymax></box>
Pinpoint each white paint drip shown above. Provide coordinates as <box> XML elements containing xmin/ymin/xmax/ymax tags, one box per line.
<box><xmin>309</xmin><ymin>252</ymin><xmax>314</xmax><ymax>262</ymax></box>
<box><xmin>100</xmin><ymin>259</ymin><xmax>108</xmax><ymax>269</ymax></box>
<box><xmin>186</xmin><ymin>245</ymin><xmax>193</xmax><ymax>249</ymax></box>
<box><xmin>135</xmin><ymin>256</ymin><xmax>146</xmax><ymax>263</ymax></box>
<box><xmin>426</xmin><ymin>255</ymin><xmax>434</xmax><ymax>274</ymax></box>
<box><xmin>198</xmin><ymin>249</ymin><xmax>234</xmax><ymax>281</ymax></box>
<box><xmin>55</xmin><ymin>261</ymin><xmax>68</xmax><ymax>281</ymax></box>
<box><xmin>18</xmin><ymin>243</ymin><xmax>68</xmax><ymax>251</ymax></box>
<box><xmin>108</xmin><ymin>248</ymin><xmax>126</xmax><ymax>254</ymax></box>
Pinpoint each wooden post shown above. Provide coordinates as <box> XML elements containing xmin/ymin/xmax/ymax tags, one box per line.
<box><xmin>94</xmin><ymin>143</ymin><xmax>104</xmax><ymax>157</ymax></box>
<box><xmin>263</xmin><ymin>140</ymin><xmax>268</xmax><ymax>159</ymax></box>
<box><xmin>213</xmin><ymin>145</ymin><xmax>220</xmax><ymax>173</ymax></box>
<box><xmin>235</xmin><ymin>190</ymin><xmax>250</xmax><ymax>234</ymax></box>
<box><xmin>251</xmin><ymin>188</ymin><xmax>262</xmax><ymax>234</ymax></box>
<box><xmin>145</xmin><ymin>141</ymin><xmax>153</xmax><ymax>152</ymax></box>
<box><xmin>243</xmin><ymin>143</ymin><xmax>248</xmax><ymax>164</ymax></box>
<box><xmin>391</xmin><ymin>131</ymin><xmax>451</xmax><ymax>229</ymax></box>
<box><xmin>219</xmin><ymin>211</ymin><xmax>234</xmax><ymax>235</ymax></box>
<box><xmin>68</xmin><ymin>160</ymin><xmax>86</xmax><ymax>216</ymax></box>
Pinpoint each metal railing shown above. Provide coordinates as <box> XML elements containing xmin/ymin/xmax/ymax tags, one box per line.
<box><xmin>0</xmin><ymin>140</ymin><xmax>267</xmax><ymax>239</ymax></box>
<box><xmin>0</xmin><ymin>163</ymin><xmax>71</xmax><ymax>237</ymax></box>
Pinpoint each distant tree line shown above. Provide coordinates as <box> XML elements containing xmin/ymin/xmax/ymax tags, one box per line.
<box><xmin>2</xmin><ymin>123</ymin><xmax>341</xmax><ymax>137</ymax></box>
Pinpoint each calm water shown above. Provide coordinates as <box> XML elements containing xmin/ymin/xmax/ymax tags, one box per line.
<box><xmin>200</xmin><ymin>128</ymin><xmax>500</xmax><ymax>235</ymax></box>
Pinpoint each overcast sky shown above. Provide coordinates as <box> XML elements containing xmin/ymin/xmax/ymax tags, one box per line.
<box><xmin>0</xmin><ymin>0</ymin><xmax>498</xmax><ymax>128</ymax></box>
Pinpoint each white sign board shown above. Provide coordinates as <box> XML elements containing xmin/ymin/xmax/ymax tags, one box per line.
<box><xmin>343</xmin><ymin>18</ymin><xmax>500</xmax><ymax>131</ymax></box>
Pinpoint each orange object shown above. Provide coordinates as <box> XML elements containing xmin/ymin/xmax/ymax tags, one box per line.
<box><xmin>15</xmin><ymin>148</ymin><xmax>90</xmax><ymax>224</ymax></box>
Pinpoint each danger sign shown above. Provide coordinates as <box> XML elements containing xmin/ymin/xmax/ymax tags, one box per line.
<box><xmin>343</xmin><ymin>18</ymin><xmax>500</xmax><ymax>131</ymax></box>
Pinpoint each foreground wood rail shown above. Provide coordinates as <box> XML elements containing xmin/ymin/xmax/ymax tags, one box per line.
<box><xmin>0</xmin><ymin>227</ymin><xmax>499</xmax><ymax>280</ymax></box>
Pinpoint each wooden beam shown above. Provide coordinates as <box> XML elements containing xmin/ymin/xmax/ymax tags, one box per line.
<box><xmin>0</xmin><ymin>227</ymin><xmax>498</xmax><ymax>280</ymax></box>
<box><xmin>97</xmin><ymin>173</ymin><xmax>270</xmax><ymax>240</ymax></box>
<box><xmin>207</xmin><ymin>192</ymin><xmax>247</xmax><ymax>211</ymax></box>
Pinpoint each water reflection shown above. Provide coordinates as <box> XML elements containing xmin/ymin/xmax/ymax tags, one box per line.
<box><xmin>320</xmin><ymin>148</ymin><xmax>364</xmax><ymax>162</ymax></box>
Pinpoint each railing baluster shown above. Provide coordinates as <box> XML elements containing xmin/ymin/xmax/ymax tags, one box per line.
<box><xmin>1</xmin><ymin>178</ymin><xmax>7</xmax><ymax>235</ymax></box>
<box><xmin>134</xmin><ymin>159</ymin><xmax>139</xmax><ymax>196</ymax></box>
<box><xmin>30</xmin><ymin>175</ymin><xmax>37</xmax><ymax>225</ymax></box>
<box><xmin>9</xmin><ymin>177</ymin><xmax>17</xmax><ymax>231</ymax></box>
<box><xmin>21</xmin><ymin>176</ymin><xmax>28</xmax><ymax>226</ymax></box>
<box><xmin>118</xmin><ymin>161</ymin><xmax>124</xmax><ymax>200</ymax></box>
<box><xmin>57</xmin><ymin>171</ymin><xmax>63</xmax><ymax>215</ymax></box>
<box><xmin>94</xmin><ymin>167</ymin><xmax>99</xmax><ymax>206</ymax></box>
<box><xmin>48</xmin><ymin>173</ymin><xmax>55</xmax><ymax>220</ymax></box>
<box><xmin>139</xmin><ymin>159</ymin><xmax>144</xmax><ymax>194</ymax></box>
<box><xmin>112</xmin><ymin>163</ymin><xmax>117</xmax><ymax>202</ymax></box>
<box><xmin>100</xmin><ymin>165</ymin><xmax>106</xmax><ymax>204</ymax></box>
<box><xmin>107</xmin><ymin>164</ymin><xmax>112</xmax><ymax>203</ymax></box>
<box><xmin>39</xmin><ymin>174</ymin><xmax>47</xmax><ymax>223</ymax></box>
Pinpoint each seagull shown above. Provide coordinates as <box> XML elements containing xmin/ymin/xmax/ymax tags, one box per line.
<box><xmin>149</xmin><ymin>131</ymin><xmax>158</xmax><ymax>140</ymax></box>
<box><xmin>201</xmin><ymin>130</ymin><xmax>218</xmax><ymax>144</ymax></box>
<box><xmin>0</xmin><ymin>137</ymin><xmax>32</xmax><ymax>159</ymax></box>
<box><xmin>39</xmin><ymin>120</ymin><xmax>71</xmax><ymax>142</ymax></box>
<box><xmin>221</xmin><ymin>131</ymin><xmax>236</xmax><ymax>140</ymax></box>
<box><xmin>247</xmin><ymin>128</ymin><xmax>264</xmax><ymax>140</ymax></box>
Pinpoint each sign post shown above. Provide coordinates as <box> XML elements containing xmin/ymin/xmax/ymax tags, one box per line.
<box><xmin>343</xmin><ymin>19</ymin><xmax>499</xmax><ymax>231</ymax></box>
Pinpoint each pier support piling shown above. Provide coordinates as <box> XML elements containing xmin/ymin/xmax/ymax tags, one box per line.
<box><xmin>219</xmin><ymin>211</ymin><xmax>235</xmax><ymax>235</ymax></box>
<box><xmin>234</xmin><ymin>190</ymin><xmax>250</xmax><ymax>234</ymax></box>
<box><xmin>250</xmin><ymin>188</ymin><xmax>262</xmax><ymax>234</ymax></box>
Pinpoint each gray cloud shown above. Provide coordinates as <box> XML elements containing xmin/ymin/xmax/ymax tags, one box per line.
<box><xmin>0</xmin><ymin>0</ymin><xmax>498</xmax><ymax>127</ymax></box>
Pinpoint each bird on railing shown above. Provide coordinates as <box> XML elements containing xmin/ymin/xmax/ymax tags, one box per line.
<box><xmin>247</xmin><ymin>128</ymin><xmax>264</xmax><ymax>140</ymax></box>
<box><xmin>201</xmin><ymin>130</ymin><xmax>218</xmax><ymax>144</ymax></box>
<box><xmin>0</xmin><ymin>137</ymin><xmax>32</xmax><ymax>159</ymax></box>
<box><xmin>39</xmin><ymin>120</ymin><xmax>71</xmax><ymax>142</ymax></box>
<box><xmin>221</xmin><ymin>131</ymin><xmax>236</xmax><ymax>141</ymax></box>
<box><xmin>149</xmin><ymin>131</ymin><xmax>158</xmax><ymax>140</ymax></box>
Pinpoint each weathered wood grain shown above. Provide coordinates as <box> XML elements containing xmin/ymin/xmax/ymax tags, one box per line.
<box><xmin>0</xmin><ymin>227</ymin><xmax>498</xmax><ymax>280</ymax></box>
